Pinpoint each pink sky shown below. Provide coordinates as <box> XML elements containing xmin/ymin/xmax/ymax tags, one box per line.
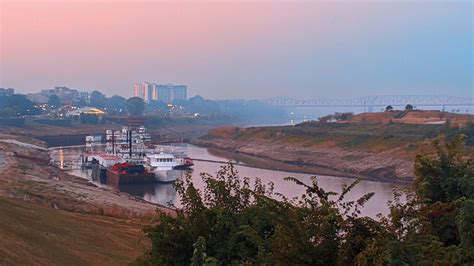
<box><xmin>1</xmin><ymin>1</ymin><xmax>471</xmax><ymax>98</ymax></box>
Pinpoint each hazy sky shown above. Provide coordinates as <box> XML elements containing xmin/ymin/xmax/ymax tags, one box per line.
<box><xmin>0</xmin><ymin>0</ymin><xmax>472</xmax><ymax>99</ymax></box>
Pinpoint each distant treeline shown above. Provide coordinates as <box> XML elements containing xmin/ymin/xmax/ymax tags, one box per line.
<box><xmin>69</xmin><ymin>91</ymin><xmax>285</xmax><ymax>122</ymax></box>
<box><xmin>0</xmin><ymin>91</ymin><xmax>286</xmax><ymax>124</ymax></box>
<box><xmin>0</xmin><ymin>94</ymin><xmax>40</xmax><ymax>117</ymax></box>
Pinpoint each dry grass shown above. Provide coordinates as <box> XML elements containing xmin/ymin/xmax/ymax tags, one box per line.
<box><xmin>0</xmin><ymin>140</ymin><xmax>171</xmax><ymax>264</ymax></box>
<box><xmin>349</xmin><ymin>110</ymin><xmax>473</xmax><ymax>126</ymax></box>
<box><xmin>0</xmin><ymin>197</ymin><xmax>150</xmax><ymax>265</ymax></box>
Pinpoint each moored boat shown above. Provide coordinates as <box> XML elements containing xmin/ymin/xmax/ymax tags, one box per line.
<box><xmin>82</xmin><ymin>126</ymin><xmax>193</xmax><ymax>184</ymax></box>
<box><xmin>145</xmin><ymin>153</ymin><xmax>194</xmax><ymax>171</ymax></box>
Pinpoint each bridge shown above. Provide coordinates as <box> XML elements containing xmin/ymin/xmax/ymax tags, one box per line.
<box><xmin>263</xmin><ymin>95</ymin><xmax>474</xmax><ymax>109</ymax></box>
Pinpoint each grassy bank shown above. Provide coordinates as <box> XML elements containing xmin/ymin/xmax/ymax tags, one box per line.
<box><xmin>204</xmin><ymin>122</ymin><xmax>474</xmax><ymax>157</ymax></box>
<box><xmin>0</xmin><ymin>197</ymin><xmax>149</xmax><ymax>265</ymax></box>
<box><xmin>195</xmin><ymin>122</ymin><xmax>473</xmax><ymax>182</ymax></box>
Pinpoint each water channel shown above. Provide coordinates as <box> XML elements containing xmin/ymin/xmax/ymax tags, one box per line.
<box><xmin>49</xmin><ymin>143</ymin><xmax>406</xmax><ymax>218</ymax></box>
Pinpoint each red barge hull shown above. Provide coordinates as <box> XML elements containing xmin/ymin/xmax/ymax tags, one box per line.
<box><xmin>106</xmin><ymin>170</ymin><xmax>156</xmax><ymax>185</ymax></box>
<box><xmin>106</xmin><ymin>162</ymin><xmax>156</xmax><ymax>185</ymax></box>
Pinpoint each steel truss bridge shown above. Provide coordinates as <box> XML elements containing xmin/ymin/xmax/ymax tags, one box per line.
<box><xmin>263</xmin><ymin>95</ymin><xmax>474</xmax><ymax>108</ymax></box>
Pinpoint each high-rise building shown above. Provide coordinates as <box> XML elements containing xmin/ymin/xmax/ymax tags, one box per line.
<box><xmin>151</xmin><ymin>83</ymin><xmax>158</xmax><ymax>101</ymax></box>
<box><xmin>155</xmin><ymin>84</ymin><xmax>172</xmax><ymax>103</ymax></box>
<box><xmin>133</xmin><ymin>82</ymin><xmax>187</xmax><ymax>103</ymax></box>
<box><xmin>172</xmin><ymin>85</ymin><xmax>187</xmax><ymax>101</ymax></box>
<box><xmin>141</xmin><ymin>82</ymin><xmax>152</xmax><ymax>102</ymax></box>
<box><xmin>133</xmin><ymin>83</ymin><xmax>140</xmax><ymax>97</ymax></box>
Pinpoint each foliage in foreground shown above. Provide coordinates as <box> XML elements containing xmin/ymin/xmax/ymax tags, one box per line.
<box><xmin>141</xmin><ymin>136</ymin><xmax>473</xmax><ymax>265</ymax></box>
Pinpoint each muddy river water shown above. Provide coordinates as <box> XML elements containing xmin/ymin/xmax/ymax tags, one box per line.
<box><xmin>49</xmin><ymin>143</ymin><xmax>406</xmax><ymax>217</ymax></box>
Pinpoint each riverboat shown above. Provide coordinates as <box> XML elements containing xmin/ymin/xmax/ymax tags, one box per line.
<box><xmin>83</xmin><ymin>126</ymin><xmax>193</xmax><ymax>184</ymax></box>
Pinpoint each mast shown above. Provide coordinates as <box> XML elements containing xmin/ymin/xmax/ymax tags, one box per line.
<box><xmin>129</xmin><ymin>129</ymin><xmax>132</xmax><ymax>158</ymax></box>
<box><xmin>112</xmin><ymin>130</ymin><xmax>115</xmax><ymax>154</ymax></box>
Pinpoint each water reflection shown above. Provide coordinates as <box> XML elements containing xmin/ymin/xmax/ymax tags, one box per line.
<box><xmin>49</xmin><ymin>144</ymin><xmax>406</xmax><ymax>217</ymax></box>
<box><xmin>143</xmin><ymin>184</ymin><xmax>177</xmax><ymax>207</ymax></box>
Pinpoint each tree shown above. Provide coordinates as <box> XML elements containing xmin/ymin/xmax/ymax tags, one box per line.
<box><xmin>90</xmin><ymin>90</ymin><xmax>106</xmax><ymax>108</ymax></box>
<box><xmin>0</xmin><ymin>107</ymin><xmax>16</xmax><ymax>118</ymax></box>
<box><xmin>147</xmin><ymin>100</ymin><xmax>168</xmax><ymax>114</ymax></box>
<box><xmin>319</xmin><ymin>114</ymin><xmax>334</xmax><ymax>123</ymax></box>
<box><xmin>335</xmin><ymin>112</ymin><xmax>354</xmax><ymax>121</ymax></box>
<box><xmin>0</xmin><ymin>94</ymin><xmax>40</xmax><ymax>117</ymax></box>
<box><xmin>143</xmin><ymin>163</ymin><xmax>376</xmax><ymax>265</ymax></box>
<box><xmin>47</xmin><ymin>95</ymin><xmax>61</xmax><ymax>109</ymax></box>
<box><xmin>356</xmin><ymin>136</ymin><xmax>474</xmax><ymax>265</ymax></box>
<box><xmin>126</xmin><ymin>97</ymin><xmax>145</xmax><ymax>116</ymax></box>
<box><xmin>190</xmin><ymin>236</ymin><xmax>208</xmax><ymax>266</ymax></box>
<box><xmin>405</xmin><ymin>104</ymin><xmax>414</xmax><ymax>111</ymax></box>
<box><xmin>106</xmin><ymin>95</ymin><xmax>126</xmax><ymax>115</ymax></box>
<box><xmin>385</xmin><ymin>105</ymin><xmax>393</xmax><ymax>112</ymax></box>
<box><xmin>73</xmin><ymin>97</ymin><xmax>87</xmax><ymax>108</ymax></box>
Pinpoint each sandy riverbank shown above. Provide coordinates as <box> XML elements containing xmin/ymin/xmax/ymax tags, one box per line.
<box><xmin>193</xmin><ymin>137</ymin><xmax>414</xmax><ymax>184</ymax></box>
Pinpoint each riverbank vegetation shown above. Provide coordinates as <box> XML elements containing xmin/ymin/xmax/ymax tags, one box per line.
<box><xmin>139</xmin><ymin>136</ymin><xmax>473</xmax><ymax>265</ymax></box>
<box><xmin>194</xmin><ymin>122</ymin><xmax>474</xmax><ymax>182</ymax></box>
<box><xmin>207</xmin><ymin>122</ymin><xmax>474</xmax><ymax>153</ymax></box>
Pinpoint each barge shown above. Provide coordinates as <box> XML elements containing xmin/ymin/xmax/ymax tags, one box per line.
<box><xmin>106</xmin><ymin>162</ymin><xmax>155</xmax><ymax>185</ymax></box>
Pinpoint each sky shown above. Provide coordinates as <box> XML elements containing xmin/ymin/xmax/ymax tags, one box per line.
<box><xmin>0</xmin><ymin>0</ymin><xmax>472</xmax><ymax>99</ymax></box>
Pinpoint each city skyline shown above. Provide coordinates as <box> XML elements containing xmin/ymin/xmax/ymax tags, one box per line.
<box><xmin>1</xmin><ymin>1</ymin><xmax>472</xmax><ymax>99</ymax></box>
<box><xmin>133</xmin><ymin>82</ymin><xmax>187</xmax><ymax>103</ymax></box>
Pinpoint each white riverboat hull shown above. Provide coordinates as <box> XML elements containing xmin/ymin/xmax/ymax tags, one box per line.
<box><xmin>154</xmin><ymin>170</ymin><xmax>180</xmax><ymax>183</ymax></box>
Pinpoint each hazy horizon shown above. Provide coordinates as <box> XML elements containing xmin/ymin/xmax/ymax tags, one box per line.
<box><xmin>1</xmin><ymin>1</ymin><xmax>472</xmax><ymax>99</ymax></box>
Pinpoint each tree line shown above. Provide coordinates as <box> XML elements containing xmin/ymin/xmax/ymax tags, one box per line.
<box><xmin>0</xmin><ymin>94</ymin><xmax>40</xmax><ymax>117</ymax></box>
<box><xmin>1</xmin><ymin>90</ymin><xmax>285</xmax><ymax>124</ymax></box>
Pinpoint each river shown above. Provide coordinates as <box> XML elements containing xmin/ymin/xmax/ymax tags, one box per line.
<box><xmin>49</xmin><ymin>143</ymin><xmax>405</xmax><ymax>217</ymax></box>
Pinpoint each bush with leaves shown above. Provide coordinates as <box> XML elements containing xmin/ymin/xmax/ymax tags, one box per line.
<box><xmin>356</xmin><ymin>135</ymin><xmax>474</xmax><ymax>265</ymax></box>
<box><xmin>143</xmin><ymin>163</ymin><xmax>379</xmax><ymax>265</ymax></box>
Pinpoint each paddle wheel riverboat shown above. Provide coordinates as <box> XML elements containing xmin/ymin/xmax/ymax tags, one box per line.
<box><xmin>83</xmin><ymin>126</ymin><xmax>193</xmax><ymax>184</ymax></box>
